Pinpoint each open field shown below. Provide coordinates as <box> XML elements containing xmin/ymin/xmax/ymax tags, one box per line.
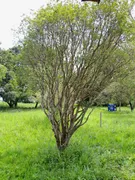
<box><xmin>0</xmin><ymin>103</ymin><xmax>135</xmax><ymax>180</ymax></box>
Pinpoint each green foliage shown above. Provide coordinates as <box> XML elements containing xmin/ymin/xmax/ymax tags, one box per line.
<box><xmin>0</xmin><ymin>71</ymin><xmax>19</xmax><ymax>107</ymax></box>
<box><xmin>0</xmin><ymin>47</ymin><xmax>36</xmax><ymax>107</ymax></box>
<box><xmin>0</xmin><ymin>64</ymin><xmax>7</xmax><ymax>82</ymax></box>
<box><xmin>0</xmin><ymin>106</ymin><xmax>135</xmax><ymax>179</ymax></box>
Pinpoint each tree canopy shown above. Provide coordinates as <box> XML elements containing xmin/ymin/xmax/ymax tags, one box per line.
<box><xmin>0</xmin><ymin>47</ymin><xmax>36</xmax><ymax>107</ymax></box>
<box><xmin>21</xmin><ymin>0</ymin><xmax>135</xmax><ymax>150</ymax></box>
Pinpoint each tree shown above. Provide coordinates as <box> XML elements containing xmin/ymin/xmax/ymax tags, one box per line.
<box><xmin>0</xmin><ymin>47</ymin><xmax>34</xmax><ymax>107</ymax></box>
<box><xmin>112</xmin><ymin>75</ymin><xmax>135</xmax><ymax>112</ymax></box>
<box><xmin>0</xmin><ymin>49</ymin><xmax>19</xmax><ymax>107</ymax></box>
<box><xmin>22</xmin><ymin>0</ymin><xmax>134</xmax><ymax>150</ymax></box>
<box><xmin>96</xmin><ymin>43</ymin><xmax>135</xmax><ymax>110</ymax></box>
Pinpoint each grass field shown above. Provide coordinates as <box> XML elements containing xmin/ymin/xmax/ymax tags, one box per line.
<box><xmin>0</xmin><ymin>102</ymin><xmax>135</xmax><ymax>180</ymax></box>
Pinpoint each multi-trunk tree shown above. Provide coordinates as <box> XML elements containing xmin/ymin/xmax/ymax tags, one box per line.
<box><xmin>22</xmin><ymin>0</ymin><xmax>134</xmax><ymax>150</ymax></box>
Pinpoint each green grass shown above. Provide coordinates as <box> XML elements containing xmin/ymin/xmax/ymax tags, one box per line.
<box><xmin>0</xmin><ymin>104</ymin><xmax>135</xmax><ymax>180</ymax></box>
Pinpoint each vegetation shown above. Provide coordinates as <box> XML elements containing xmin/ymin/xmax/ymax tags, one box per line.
<box><xmin>1</xmin><ymin>0</ymin><xmax>135</xmax><ymax>179</ymax></box>
<box><xmin>0</xmin><ymin>0</ymin><xmax>135</xmax><ymax>151</ymax></box>
<box><xmin>22</xmin><ymin>0</ymin><xmax>135</xmax><ymax>150</ymax></box>
<box><xmin>0</xmin><ymin>45</ymin><xmax>41</xmax><ymax>108</ymax></box>
<box><xmin>0</xmin><ymin>103</ymin><xmax>135</xmax><ymax>179</ymax></box>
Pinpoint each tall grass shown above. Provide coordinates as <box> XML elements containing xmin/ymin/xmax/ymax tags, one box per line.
<box><xmin>0</xmin><ymin>104</ymin><xmax>135</xmax><ymax>179</ymax></box>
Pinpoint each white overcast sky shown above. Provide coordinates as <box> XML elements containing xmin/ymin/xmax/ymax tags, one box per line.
<box><xmin>0</xmin><ymin>0</ymin><xmax>135</xmax><ymax>50</ymax></box>
<box><xmin>0</xmin><ymin>0</ymin><xmax>50</xmax><ymax>49</ymax></box>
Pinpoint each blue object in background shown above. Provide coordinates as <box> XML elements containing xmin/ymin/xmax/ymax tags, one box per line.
<box><xmin>108</xmin><ymin>104</ymin><xmax>117</xmax><ymax>111</ymax></box>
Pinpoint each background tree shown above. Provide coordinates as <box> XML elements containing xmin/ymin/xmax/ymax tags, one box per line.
<box><xmin>110</xmin><ymin>75</ymin><xmax>135</xmax><ymax>112</ymax></box>
<box><xmin>0</xmin><ymin>48</ymin><xmax>19</xmax><ymax>107</ymax></box>
<box><xmin>0</xmin><ymin>47</ymin><xmax>35</xmax><ymax>107</ymax></box>
<box><xmin>96</xmin><ymin>44</ymin><xmax>135</xmax><ymax>110</ymax></box>
<box><xmin>22</xmin><ymin>0</ymin><xmax>134</xmax><ymax>150</ymax></box>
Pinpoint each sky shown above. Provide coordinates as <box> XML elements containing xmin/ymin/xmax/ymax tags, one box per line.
<box><xmin>0</xmin><ymin>1</ymin><xmax>135</xmax><ymax>50</ymax></box>
<box><xmin>0</xmin><ymin>0</ymin><xmax>49</xmax><ymax>49</ymax></box>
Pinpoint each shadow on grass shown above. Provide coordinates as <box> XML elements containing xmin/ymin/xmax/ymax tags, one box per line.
<box><xmin>0</xmin><ymin>103</ymin><xmax>41</xmax><ymax>112</ymax></box>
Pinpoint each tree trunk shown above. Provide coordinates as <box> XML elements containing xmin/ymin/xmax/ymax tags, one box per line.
<box><xmin>129</xmin><ymin>101</ymin><xmax>134</xmax><ymax>111</ymax></box>
<box><xmin>8</xmin><ymin>102</ymin><xmax>14</xmax><ymax>108</ymax></box>
<box><xmin>35</xmin><ymin>102</ymin><xmax>38</xmax><ymax>108</ymax></box>
<box><xmin>56</xmin><ymin>135</ymin><xmax>71</xmax><ymax>151</ymax></box>
<box><xmin>53</xmin><ymin>128</ymin><xmax>72</xmax><ymax>151</ymax></box>
<box><xmin>15</xmin><ymin>100</ymin><xmax>18</xmax><ymax>108</ymax></box>
<box><xmin>119</xmin><ymin>101</ymin><xmax>121</xmax><ymax>111</ymax></box>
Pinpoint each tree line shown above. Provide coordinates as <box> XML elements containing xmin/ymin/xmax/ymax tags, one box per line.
<box><xmin>0</xmin><ymin>46</ymin><xmax>39</xmax><ymax>108</ymax></box>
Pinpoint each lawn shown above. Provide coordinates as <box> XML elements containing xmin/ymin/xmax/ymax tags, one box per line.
<box><xmin>0</xmin><ymin>103</ymin><xmax>135</xmax><ymax>180</ymax></box>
